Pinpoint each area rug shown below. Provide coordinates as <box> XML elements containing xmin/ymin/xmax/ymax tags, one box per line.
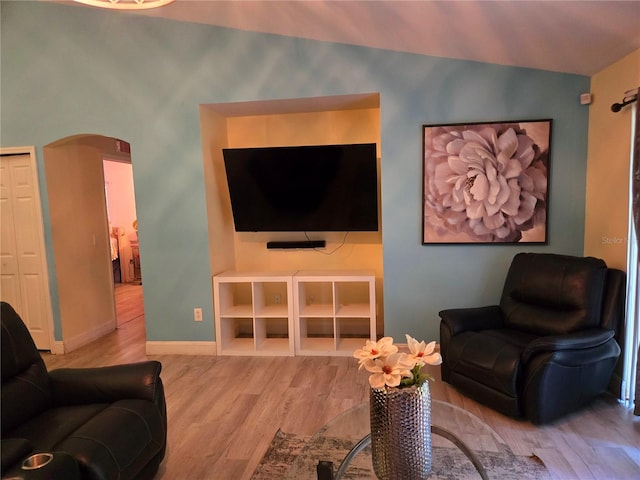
<box><xmin>251</xmin><ymin>429</ymin><xmax>550</xmax><ymax>480</ymax></box>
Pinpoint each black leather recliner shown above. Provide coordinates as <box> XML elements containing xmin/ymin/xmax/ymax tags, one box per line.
<box><xmin>439</xmin><ymin>253</ymin><xmax>625</xmax><ymax>425</ymax></box>
<box><xmin>1</xmin><ymin>302</ymin><xmax>167</xmax><ymax>480</ymax></box>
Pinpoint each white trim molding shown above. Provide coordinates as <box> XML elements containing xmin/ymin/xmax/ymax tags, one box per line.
<box><xmin>51</xmin><ymin>341</ymin><xmax>66</xmax><ymax>355</ymax></box>
<box><xmin>62</xmin><ymin>322</ymin><xmax>115</xmax><ymax>353</ymax></box>
<box><xmin>145</xmin><ymin>341</ymin><xmax>217</xmax><ymax>356</ymax></box>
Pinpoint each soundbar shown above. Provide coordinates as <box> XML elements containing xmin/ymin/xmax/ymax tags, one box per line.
<box><xmin>266</xmin><ymin>240</ymin><xmax>326</xmax><ymax>249</ymax></box>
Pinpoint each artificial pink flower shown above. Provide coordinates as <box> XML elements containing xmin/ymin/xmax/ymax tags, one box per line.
<box><xmin>363</xmin><ymin>353</ymin><xmax>413</xmax><ymax>389</ymax></box>
<box><xmin>406</xmin><ymin>334</ymin><xmax>442</xmax><ymax>366</ymax></box>
<box><xmin>353</xmin><ymin>337</ymin><xmax>398</xmax><ymax>369</ymax></box>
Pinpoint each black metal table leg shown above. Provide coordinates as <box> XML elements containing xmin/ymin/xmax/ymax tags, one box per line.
<box><xmin>317</xmin><ymin>460</ymin><xmax>334</xmax><ymax>480</ymax></box>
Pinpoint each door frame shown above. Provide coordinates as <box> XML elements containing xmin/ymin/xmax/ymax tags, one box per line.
<box><xmin>0</xmin><ymin>146</ymin><xmax>58</xmax><ymax>353</ymax></box>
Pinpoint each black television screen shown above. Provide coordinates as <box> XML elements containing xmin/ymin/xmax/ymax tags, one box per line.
<box><xmin>222</xmin><ymin>143</ymin><xmax>378</xmax><ymax>232</ymax></box>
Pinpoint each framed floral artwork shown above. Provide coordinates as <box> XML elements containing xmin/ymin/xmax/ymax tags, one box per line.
<box><xmin>422</xmin><ymin>119</ymin><xmax>552</xmax><ymax>244</ymax></box>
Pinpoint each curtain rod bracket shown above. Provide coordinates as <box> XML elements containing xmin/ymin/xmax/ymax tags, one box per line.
<box><xmin>611</xmin><ymin>87</ymin><xmax>638</xmax><ymax>113</ymax></box>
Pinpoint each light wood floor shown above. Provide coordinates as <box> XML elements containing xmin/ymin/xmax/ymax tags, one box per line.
<box><xmin>114</xmin><ymin>282</ymin><xmax>145</xmax><ymax>327</ymax></box>
<box><xmin>42</xmin><ymin>286</ymin><xmax>640</xmax><ymax>480</ymax></box>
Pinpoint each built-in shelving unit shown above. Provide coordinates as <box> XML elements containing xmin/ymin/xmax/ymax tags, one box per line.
<box><xmin>213</xmin><ymin>272</ymin><xmax>295</xmax><ymax>356</ymax></box>
<box><xmin>213</xmin><ymin>270</ymin><xmax>376</xmax><ymax>356</ymax></box>
<box><xmin>294</xmin><ymin>270</ymin><xmax>376</xmax><ymax>356</ymax></box>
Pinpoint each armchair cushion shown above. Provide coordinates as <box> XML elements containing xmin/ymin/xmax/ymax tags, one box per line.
<box><xmin>446</xmin><ymin>329</ymin><xmax>536</xmax><ymax>404</ymax></box>
<box><xmin>500</xmin><ymin>253</ymin><xmax>608</xmax><ymax>335</ymax></box>
<box><xmin>9</xmin><ymin>404</ymin><xmax>109</xmax><ymax>451</ymax></box>
<box><xmin>53</xmin><ymin>399</ymin><xmax>165</xmax><ymax>480</ymax></box>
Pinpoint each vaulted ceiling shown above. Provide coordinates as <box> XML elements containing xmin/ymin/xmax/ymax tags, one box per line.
<box><xmin>68</xmin><ymin>0</ymin><xmax>640</xmax><ymax>76</ymax></box>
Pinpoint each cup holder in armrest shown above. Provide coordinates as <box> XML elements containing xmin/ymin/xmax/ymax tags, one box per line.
<box><xmin>2</xmin><ymin>451</ymin><xmax>80</xmax><ymax>480</ymax></box>
<box><xmin>22</xmin><ymin>453</ymin><xmax>54</xmax><ymax>470</ymax></box>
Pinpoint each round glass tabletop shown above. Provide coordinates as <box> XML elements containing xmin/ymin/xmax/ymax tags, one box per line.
<box><xmin>285</xmin><ymin>399</ymin><xmax>519</xmax><ymax>480</ymax></box>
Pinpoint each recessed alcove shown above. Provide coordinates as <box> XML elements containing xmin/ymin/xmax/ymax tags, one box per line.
<box><xmin>199</xmin><ymin>92</ymin><xmax>384</xmax><ymax>334</ymax></box>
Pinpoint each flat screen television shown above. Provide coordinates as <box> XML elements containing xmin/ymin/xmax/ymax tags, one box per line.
<box><xmin>222</xmin><ymin>143</ymin><xmax>378</xmax><ymax>232</ymax></box>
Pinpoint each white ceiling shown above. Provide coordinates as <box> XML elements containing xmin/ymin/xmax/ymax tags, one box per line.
<box><xmin>74</xmin><ymin>0</ymin><xmax>640</xmax><ymax>76</ymax></box>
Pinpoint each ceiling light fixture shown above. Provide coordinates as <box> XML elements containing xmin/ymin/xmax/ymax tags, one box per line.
<box><xmin>73</xmin><ymin>0</ymin><xmax>176</xmax><ymax>10</ymax></box>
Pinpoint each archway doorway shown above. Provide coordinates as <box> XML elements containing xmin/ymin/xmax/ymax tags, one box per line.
<box><xmin>43</xmin><ymin>134</ymin><xmax>145</xmax><ymax>350</ymax></box>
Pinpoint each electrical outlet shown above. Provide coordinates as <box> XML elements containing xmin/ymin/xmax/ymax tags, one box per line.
<box><xmin>193</xmin><ymin>308</ymin><xmax>203</xmax><ymax>322</ymax></box>
<box><xmin>274</xmin><ymin>294</ymin><xmax>281</xmax><ymax>304</ymax></box>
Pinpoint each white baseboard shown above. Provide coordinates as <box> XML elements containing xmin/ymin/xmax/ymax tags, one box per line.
<box><xmin>62</xmin><ymin>322</ymin><xmax>115</xmax><ymax>353</ymax></box>
<box><xmin>145</xmin><ymin>341</ymin><xmax>217</xmax><ymax>356</ymax></box>
<box><xmin>51</xmin><ymin>341</ymin><xmax>66</xmax><ymax>355</ymax></box>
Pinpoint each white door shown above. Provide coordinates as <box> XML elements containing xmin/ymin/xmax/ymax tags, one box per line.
<box><xmin>0</xmin><ymin>148</ymin><xmax>53</xmax><ymax>349</ymax></box>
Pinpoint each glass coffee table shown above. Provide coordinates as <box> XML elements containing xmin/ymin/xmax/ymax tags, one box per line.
<box><xmin>285</xmin><ymin>400</ymin><xmax>523</xmax><ymax>480</ymax></box>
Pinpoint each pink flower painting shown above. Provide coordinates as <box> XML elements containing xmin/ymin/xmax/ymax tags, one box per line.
<box><xmin>422</xmin><ymin>120</ymin><xmax>551</xmax><ymax>243</ymax></box>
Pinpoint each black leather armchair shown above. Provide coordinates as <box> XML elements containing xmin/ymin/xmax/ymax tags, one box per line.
<box><xmin>1</xmin><ymin>302</ymin><xmax>167</xmax><ymax>480</ymax></box>
<box><xmin>439</xmin><ymin>253</ymin><xmax>625</xmax><ymax>425</ymax></box>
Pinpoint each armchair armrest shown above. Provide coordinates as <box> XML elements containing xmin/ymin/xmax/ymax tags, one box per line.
<box><xmin>49</xmin><ymin>361</ymin><xmax>163</xmax><ymax>407</ymax></box>
<box><xmin>439</xmin><ymin>305</ymin><xmax>504</xmax><ymax>336</ymax></box>
<box><xmin>522</xmin><ymin>328</ymin><xmax>616</xmax><ymax>364</ymax></box>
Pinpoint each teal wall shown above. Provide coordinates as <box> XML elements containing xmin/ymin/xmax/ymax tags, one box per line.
<box><xmin>1</xmin><ymin>2</ymin><xmax>590</xmax><ymax>343</ymax></box>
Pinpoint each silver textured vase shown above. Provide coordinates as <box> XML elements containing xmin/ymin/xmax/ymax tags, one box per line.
<box><xmin>369</xmin><ymin>382</ymin><xmax>432</xmax><ymax>480</ymax></box>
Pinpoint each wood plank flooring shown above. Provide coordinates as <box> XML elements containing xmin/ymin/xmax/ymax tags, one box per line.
<box><xmin>41</xmin><ymin>287</ymin><xmax>640</xmax><ymax>480</ymax></box>
<box><xmin>114</xmin><ymin>282</ymin><xmax>144</xmax><ymax>327</ymax></box>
